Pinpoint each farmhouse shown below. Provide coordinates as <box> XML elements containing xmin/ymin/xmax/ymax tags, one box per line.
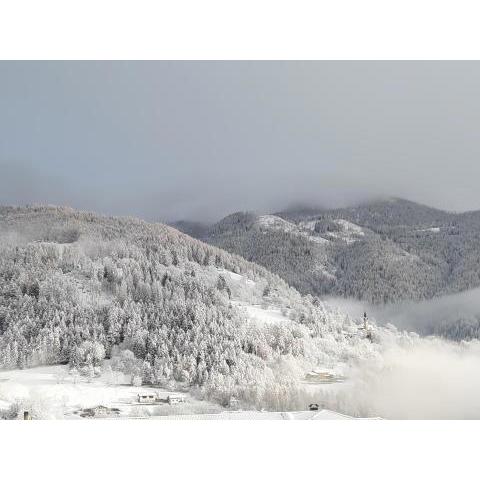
<box><xmin>167</xmin><ymin>394</ymin><xmax>186</xmax><ymax>405</ymax></box>
<box><xmin>137</xmin><ymin>393</ymin><xmax>157</xmax><ymax>404</ymax></box>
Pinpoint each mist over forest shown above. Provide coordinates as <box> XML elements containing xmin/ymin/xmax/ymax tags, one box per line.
<box><xmin>326</xmin><ymin>287</ymin><xmax>480</xmax><ymax>338</ymax></box>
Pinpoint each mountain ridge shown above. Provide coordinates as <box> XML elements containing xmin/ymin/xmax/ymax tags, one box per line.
<box><xmin>171</xmin><ymin>198</ymin><xmax>480</xmax><ymax>304</ymax></box>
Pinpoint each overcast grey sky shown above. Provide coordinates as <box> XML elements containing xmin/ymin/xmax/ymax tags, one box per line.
<box><xmin>1</xmin><ymin>61</ymin><xmax>480</xmax><ymax>222</ymax></box>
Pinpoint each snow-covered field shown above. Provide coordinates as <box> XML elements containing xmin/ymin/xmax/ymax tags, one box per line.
<box><xmin>151</xmin><ymin>409</ymin><xmax>359</xmax><ymax>420</ymax></box>
<box><xmin>0</xmin><ymin>365</ymin><xmax>365</xmax><ymax>420</ymax></box>
<box><xmin>257</xmin><ymin>215</ymin><xmax>330</xmax><ymax>244</ymax></box>
<box><xmin>0</xmin><ymin>365</ymin><xmax>220</xmax><ymax>419</ymax></box>
<box><xmin>257</xmin><ymin>215</ymin><xmax>298</xmax><ymax>233</ymax></box>
<box><xmin>216</xmin><ymin>267</ymin><xmax>293</xmax><ymax>327</ymax></box>
<box><xmin>216</xmin><ymin>268</ymin><xmax>255</xmax><ymax>287</ymax></box>
<box><xmin>324</xmin><ymin>219</ymin><xmax>365</xmax><ymax>244</ymax></box>
<box><xmin>417</xmin><ymin>226</ymin><xmax>441</xmax><ymax>233</ymax></box>
<box><xmin>232</xmin><ymin>301</ymin><xmax>291</xmax><ymax>326</ymax></box>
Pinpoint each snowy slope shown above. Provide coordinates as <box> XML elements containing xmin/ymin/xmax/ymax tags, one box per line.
<box><xmin>0</xmin><ymin>365</ymin><xmax>220</xmax><ymax>419</ymax></box>
<box><xmin>0</xmin><ymin>365</ymin><xmax>383</xmax><ymax>420</ymax></box>
<box><xmin>233</xmin><ymin>301</ymin><xmax>291</xmax><ymax>326</ymax></box>
<box><xmin>0</xmin><ymin>206</ymin><xmax>385</xmax><ymax>418</ymax></box>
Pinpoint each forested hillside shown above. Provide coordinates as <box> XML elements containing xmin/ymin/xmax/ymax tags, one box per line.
<box><xmin>174</xmin><ymin>198</ymin><xmax>480</xmax><ymax>304</ymax></box>
<box><xmin>0</xmin><ymin>206</ymin><xmax>378</xmax><ymax>410</ymax></box>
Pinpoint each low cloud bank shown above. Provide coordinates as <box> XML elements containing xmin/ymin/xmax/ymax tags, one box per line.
<box><xmin>325</xmin><ymin>288</ymin><xmax>480</xmax><ymax>334</ymax></box>
<box><xmin>321</xmin><ymin>291</ymin><xmax>480</xmax><ymax>418</ymax></box>
<box><xmin>338</xmin><ymin>337</ymin><xmax>480</xmax><ymax>419</ymax></box>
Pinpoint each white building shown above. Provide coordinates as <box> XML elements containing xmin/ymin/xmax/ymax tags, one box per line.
<box><xmin>137</xmin><ymin>393</ymin><xmax>157</xmax><ymax>404</ymax></box>
<box><xmin>167</xmin><ymin>394</ymin><xmax>186</xmax><ymax>405</ymax></box>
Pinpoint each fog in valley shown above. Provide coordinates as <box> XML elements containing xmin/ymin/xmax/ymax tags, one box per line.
<box><xmin>320</xmin><ymin>290</ymin><xmax>480</xmax><ymax>418</ymax></box>
<box><xmin>339</xmin><ymin>338</ymin><xmax>480</xmax><ymax>419</ymax></box>
<box><xmin>326</xmin><ymin>287</ymin><xmax>480</xmax><ymax>335</ymax></box>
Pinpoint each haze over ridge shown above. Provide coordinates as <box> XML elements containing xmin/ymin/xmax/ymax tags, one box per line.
<box><xmin>2</xmin><ymin>62</ymin><xmax>480</xmax><ymax>221</ymax></box>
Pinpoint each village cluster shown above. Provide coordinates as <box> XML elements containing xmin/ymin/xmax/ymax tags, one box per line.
<box><xmin>71</xmin><ymin>392</ymin><xmax>186</xmax><ymax>419</ymax></box>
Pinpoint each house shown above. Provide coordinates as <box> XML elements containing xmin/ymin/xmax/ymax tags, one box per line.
<box><xmin>167</xmin><ymin>394</ymin><xmax>186</xmax><ymax>405</ymax></box>
<box><xmin>305</xmin><ymin>371</ymin><xmax>335</xmax><ymax>383</ymax></box>
<box><xmin>79</xmin><ymin>405</ymin><xmax>120</xmax><ymax>418</ymax></box>
<box><xmin>137</xmin><ymin>393</ymin><xmax>157</xmax><ymax>404</ymax></box>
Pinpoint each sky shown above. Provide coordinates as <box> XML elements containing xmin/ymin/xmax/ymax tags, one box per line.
<box><xmin>1</xmin><ymin>61</ymin><xmax>480</xmax><ymax>222</ymax></box>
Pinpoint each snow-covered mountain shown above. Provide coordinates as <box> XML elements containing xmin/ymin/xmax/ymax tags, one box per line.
<box><xmin>0</xmin><ymin>205</ymin><xmax>380</xmax><ymax>413</ymax></box>
<box><xmin>4</xmin><ymin>205</ymin><xmax>480</xmax><ymax>419</ymax></box>
<box><xmin>173</xmin><ymin>198</ymin><xmax>480</xmax><ymax>304</ymax></box>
